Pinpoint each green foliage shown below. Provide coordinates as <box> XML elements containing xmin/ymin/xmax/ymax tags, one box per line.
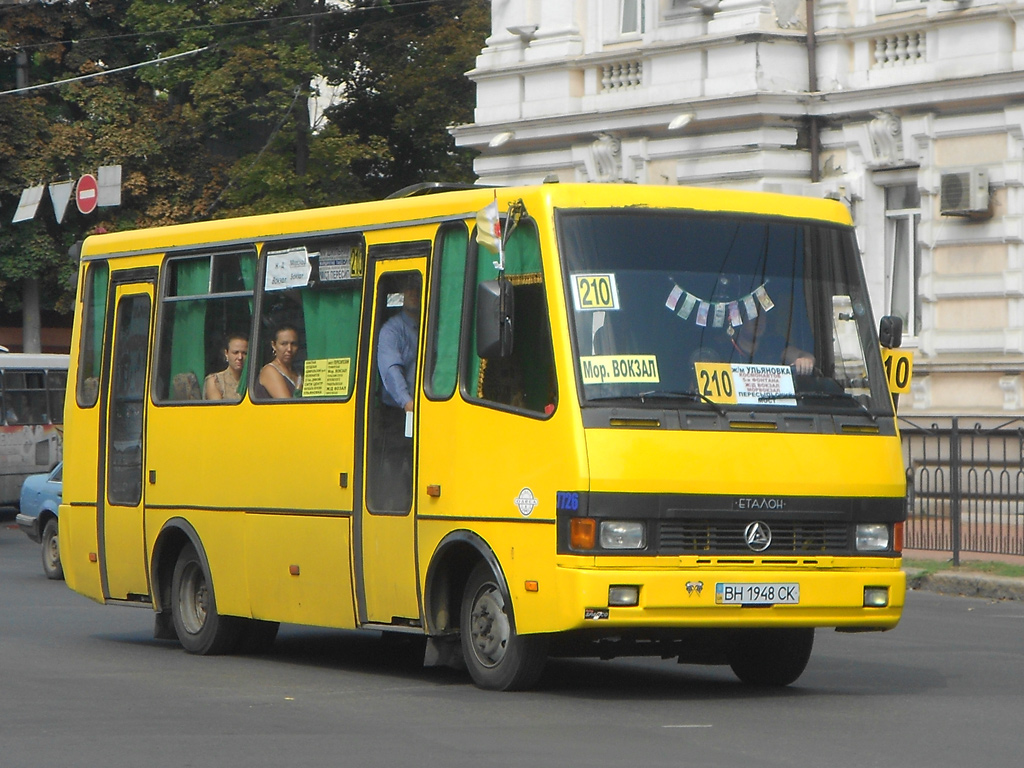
<box><xmin>0</xmin><ymin>0</ymin><xmax>488</xmax><ymax>326</ymax></box>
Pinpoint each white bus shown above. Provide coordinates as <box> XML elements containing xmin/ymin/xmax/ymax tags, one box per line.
<box><xmin>0</xmin><ymin>353</ymin><xmax>69</xmax><ymax>505</ymax></box>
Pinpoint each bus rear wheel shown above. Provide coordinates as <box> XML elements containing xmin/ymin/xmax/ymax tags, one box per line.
<box><xmin>727</xmin><ymin>628</ymin><xmax>814</xmax><ymax>687</ymax></box>
<box><xmin>460</xmin><ymin>561</ymin><xmax>547</xmax><ymax>691</ymax></box>
<box><xmin>170</xmin><ymin>543</ymin><xmax>241</xmax><ymax>655</ymax></box>
<box><xmin>41</xmin><ymin>518</ymin><xmax>64</xmax><ymax>581</ymax></box>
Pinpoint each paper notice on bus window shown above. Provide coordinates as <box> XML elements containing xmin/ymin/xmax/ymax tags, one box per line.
<box><xmin>695</xmin><ymin>363</ymin><xmax>796</xmax><ymax>406</ymax></box>
<box><xmin>265</xmin><ymin>247</ymin><xmax>313</xmax><ymax>291</ymax></box>
<box><xmin>731</xmin><ymin>364</ymin><xmax>795</xmax><ymax>406</ymax></box>
<box><xmin>301</xmin><ymin>358</ymin><xmax>351</xmax><ymax>397</ymax></box>
<box><xmin>580</xmin><ymin>355</ymin><xmax>659</xmax><ymax>385</ymax></box>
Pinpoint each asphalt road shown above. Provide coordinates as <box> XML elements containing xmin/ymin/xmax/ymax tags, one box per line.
<box><xmin>2</xmin><ymin>522</ymin><xmax>1023</xmax><ymax>768</ymax></box>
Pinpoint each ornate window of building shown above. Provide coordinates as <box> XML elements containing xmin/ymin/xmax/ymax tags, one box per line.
<box><xmin>621</xmin><ymin>0</ymin><xmax>646</xmax><ymax>35</ymax></box>
<box><xmin>883</xmin><ymin>182</ymin><xmax>922</xmax><ymax>337</ymax></box>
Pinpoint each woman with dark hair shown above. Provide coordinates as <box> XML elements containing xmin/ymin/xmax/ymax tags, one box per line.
<box><xmin>204</xmin><ymin>332</ymin><xmax>249</xmax><ymax>401</ymax></box>
<box><xmin>257</xmin><ymin>324</ymin><xmax>302</xmax><ymax>398</ymax></box>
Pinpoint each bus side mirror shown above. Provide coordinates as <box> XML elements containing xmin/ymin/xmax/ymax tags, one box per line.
<box><xmin>476</xmin><ymin>278</ymin><xmax>515</xmax><ymax>358</ymax></box>
<box><xmin>879</xmin><ymin>315</ymin><xmax>903</xmax><ymax>349</ymax></box>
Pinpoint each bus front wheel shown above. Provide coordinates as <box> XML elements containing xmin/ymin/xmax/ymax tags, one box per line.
<box><xmin>170</xmin><ymin>543</ymin><xmax>241</xmax><ymax>655</ymax></box>
<box><xmin>727</xmin><ymin>628</ymin><xmax>814</xmax><ymax>687</ymax></box>
<box><xmin>460</xmin><ymin>561</ymin><xmax>547</xmax><ymax>691</ymax></box>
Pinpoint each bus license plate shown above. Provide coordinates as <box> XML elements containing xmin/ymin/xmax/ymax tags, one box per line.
<box><xmin>715</xmin><ymin>583</ymin><xmax>799</xmax><ymax>605</ymax></box>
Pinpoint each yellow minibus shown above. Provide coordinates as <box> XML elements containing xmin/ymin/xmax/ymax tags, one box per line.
<box><xmin>59</xmin><ymin>183</ymin><xmax>908</xmax><ymax>690</ymax></box>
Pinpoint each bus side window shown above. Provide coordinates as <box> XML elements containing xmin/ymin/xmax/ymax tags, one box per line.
<box><xmin>77</xmin><ymin>260</ymin><xmax>109</xmax><ymax>408</ymax></box>
<box><xmin>465</xmin><ymin>219</ymin><xmax>557</xmax><ymax>415</ymax></box>
<box><xmin>424</xmin><ymin>222</ymin><xmax>468</xmax><ymax>400</ymax></box>
<box><xmin>154</xmin><ymin>250</ymin><xmax>256</xmax><ymax>403</ymax></box>
<box><xmin>253</xmin><ymin>237</ymin><xmax>363</xmax><ymax>401</ymax></box>
<box><xmin>47</xmin><ymin>369</ymin><xmax>68</xmax><ymax>424</ymax></box>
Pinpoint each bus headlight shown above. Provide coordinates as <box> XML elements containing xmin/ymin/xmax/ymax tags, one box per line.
<box><xmin>855</xmin><ymin>524</ymin><xmax>890</xmax><ymax>551</ymax></box>
<box><xmin>599</xmin><ymin>521</ymin><xmax>646</xmax><ymax>550</ymax></box>
<box><xmin>608</xmin><ymin>585</ymin><xmax>640</xmax><ymax>606</ymax></box>
<box><xmin>864</xmin><ymin>587</ymin><xmax>890</xmax><ymax>607</ymax></box>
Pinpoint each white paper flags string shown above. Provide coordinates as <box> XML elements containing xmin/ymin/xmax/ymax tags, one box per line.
<box><xmin>665</xmin><ymin>281</ymin><xmax>774</xmax><ymax>328</ymax></box>
<box><xmin>12</xmin><ymin>184</ymin><xmax>45</xmax><ymax>223</ymax></box>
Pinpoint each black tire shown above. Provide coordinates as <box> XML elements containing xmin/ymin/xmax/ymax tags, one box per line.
<box><xmin>460</xmin><ymin>561</ymin><xmax>547</xmax><ymax>691</ymax></box>
<box><xmin>41</xmin><ymin>518</ymin><xmax>64</xmax><ymax>581</ymax></box>
<box><xmin>727</xmin><ymin>628</ymin><xmax>814</xmax><ymax>687</ymax></box>
<box><xmin>170</xmin><ymin>543</ymin><xmax>242</xmax><ymax>655</ymax></box>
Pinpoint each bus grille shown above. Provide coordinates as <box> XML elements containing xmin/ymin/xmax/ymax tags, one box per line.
<box><xmin>658</xmin><ymin>520</ymin><xmax>851</xmax><ymax>555</ymax></box>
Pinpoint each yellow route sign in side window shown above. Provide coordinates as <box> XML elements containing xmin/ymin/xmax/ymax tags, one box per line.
<box><xmin>301</xmin><ymin>357</ymin><xmax>352</xmax><ymax>397</ymax></box>
<box><xmin>580</xmin><ymin>355</ymin><xmax>659</xmax><ymax>385</ymax></box>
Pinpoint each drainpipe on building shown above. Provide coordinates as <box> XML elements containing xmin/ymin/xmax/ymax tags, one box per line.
<box><xmin>806</xmin><ymin>0</ymin><xmax>820</xmax><ymax>183</ymax></box>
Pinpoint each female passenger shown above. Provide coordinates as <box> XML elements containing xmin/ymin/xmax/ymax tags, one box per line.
<box><xmin>257</xmin><ymin>324</ymin><xmax>303</xmax><ymax>398</ymax></box>
<box><xmin>204</xmin><ymin>333</ymin><xmax>249</xmax><ymax>401</ymax></box>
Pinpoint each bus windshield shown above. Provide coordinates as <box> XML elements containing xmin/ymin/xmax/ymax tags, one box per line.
<box><xmin>558</xmin><ymin>209</ymin><xmax>892</xmax><ymax>419</ymax></box>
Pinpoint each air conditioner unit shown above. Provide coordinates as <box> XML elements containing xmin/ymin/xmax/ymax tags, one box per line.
<box><xmin>940</xmin><ymin>168</ymin><xmax>990</xmax><ymax>218</ymax></box>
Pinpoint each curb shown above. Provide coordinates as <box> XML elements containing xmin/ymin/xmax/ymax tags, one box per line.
<box><xmin>905</xmin><ymin>568</ymin><xmax>1024</xmax><ymax>601</ymax></box>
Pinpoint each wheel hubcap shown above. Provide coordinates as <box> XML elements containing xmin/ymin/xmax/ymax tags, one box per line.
<box><xmin>179</xmin><ymin>562</ymin><xmax>208</xmax><ymax>635</ymax></box>
<box><xmin>46</xmin><ymin>535</ymin><xmax>59</xmax><ymax>569</ymax></box>
<box><xmin>469</xmin><ymin>583</ymin><xmax>510</xmax><ymax>668</ymax></box>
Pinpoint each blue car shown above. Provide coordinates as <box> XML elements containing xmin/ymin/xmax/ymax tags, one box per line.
<box><xmin>16</xmin><ymin>462</ymin><xmax>63</xmax><ymax>580</ymax></box>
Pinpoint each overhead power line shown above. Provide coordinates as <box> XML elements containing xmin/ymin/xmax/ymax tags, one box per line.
<box><xmin>0</xmin><ymin>45</ymin><xmax>211</xmax><ymax>96</ymax></box>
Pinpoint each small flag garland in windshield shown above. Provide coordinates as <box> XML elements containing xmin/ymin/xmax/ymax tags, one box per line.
<box><xmin>665</xmin><ymin>282</ymin><xmax>774</xmax><ymax>328</ymax></box>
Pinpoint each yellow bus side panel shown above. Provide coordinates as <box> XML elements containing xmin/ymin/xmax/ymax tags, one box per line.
<box><xmin>144</xmin><ymin>402</ymin><xmax>356</xmax><ymax>513</ymax></box>
<box><xmin>145</xmin><ymin>509</ymin><xmax>250</xmax><ymax>617</ymax></box>
<box><xmin>417</xmin><ymin>518</ymin><xmax>561</xmax><ymax>636</ymax></box>
<box><xmin>59</xmin><ymin>503</ymin><xmax>104</xmax><ymax>603</ymax></box>
<box><xmin>244</xmin><ymin>514</ymin><xmax>356</xmax><ymax>629</ymax></box>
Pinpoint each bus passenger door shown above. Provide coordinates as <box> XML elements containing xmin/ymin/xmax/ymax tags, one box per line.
<box><xmin>356</xmin><ymin>253</ymin><xmax>427</xmax><ymax>626</ymax></box>
<box><xmin>99</xmin><ymin>279</ymin><xmax>155</xmax><ymax>602</ymax></box>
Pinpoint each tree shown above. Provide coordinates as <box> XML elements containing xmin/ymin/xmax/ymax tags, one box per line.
<box><xmin>323</xmin><ymin>0</ymin><xmax>489</xmax><ymax>199</ymax></box>
<box><xmin>0</xmin><ymin>0</ymin><xmax>487</xmax><ymax>346</ymax></box>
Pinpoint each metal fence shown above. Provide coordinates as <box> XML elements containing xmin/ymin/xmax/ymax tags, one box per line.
<box><xmin>899</xmin><ymin>416</ymin><xmax>1024</xmax><ymax>564</ymax></box>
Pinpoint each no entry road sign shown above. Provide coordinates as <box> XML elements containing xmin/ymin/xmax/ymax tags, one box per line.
<box><xmin>76</xmin><ymin>174</ymin><xmax>99</xmax><ymax>214</ymax></box>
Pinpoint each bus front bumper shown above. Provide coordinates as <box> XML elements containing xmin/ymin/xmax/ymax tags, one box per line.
<box><xmin>543</xmin><ymin>561</ymin><xmax>906</xmax><ymax>632</ymax></box>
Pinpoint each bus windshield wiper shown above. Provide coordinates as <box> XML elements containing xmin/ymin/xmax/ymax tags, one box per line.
<box><xmin>637</xmin><ymin>390</ymin><xmax>728</xmax><ymax>418</ymax></box>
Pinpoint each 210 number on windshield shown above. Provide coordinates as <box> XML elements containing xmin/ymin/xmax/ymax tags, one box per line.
<box><xmin>694</xmin><ymin>363</ymin><xmax>737</xmax><ymax>404</ymax></box>
<box><xmin>571</xmin><ymin>273</ymin><xmax>619</xmax><ymax>311</ymax></box>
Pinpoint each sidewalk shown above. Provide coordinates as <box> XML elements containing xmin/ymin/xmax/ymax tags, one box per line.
<box><xmin>904</xmin><ymin>548</ymin><xmax>1024</xmax><ymax>601</ymax></box>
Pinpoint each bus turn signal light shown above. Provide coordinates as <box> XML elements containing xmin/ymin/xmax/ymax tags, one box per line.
<box><xmin>570</xmin><ymin>518</ymin><xmax>596</xmax><ymax>550</ymax></box>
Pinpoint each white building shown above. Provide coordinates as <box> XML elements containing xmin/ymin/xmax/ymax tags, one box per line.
<box><xmin>451</xmin><ymin>0</ymin><xmax>1024</xmax><ymax>414</ymax></box>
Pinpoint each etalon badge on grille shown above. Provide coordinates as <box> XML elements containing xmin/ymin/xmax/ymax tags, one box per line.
<box><xmin>685</xmin><ymin>581</ymin><xmax>704</xmax><ymax>597</ymax></box>
<box><xmin>744</xmin><ymin>521</ymin><xmax>772</xmax><ymax>552</ymax></box>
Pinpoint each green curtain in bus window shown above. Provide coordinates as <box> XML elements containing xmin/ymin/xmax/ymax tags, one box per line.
<box><xmin>430</xmin><ymin>225</ymin><xmax>468</xmax><ymax>398</ymax></box>
<box><xmin>90</xmin><ymin>262</ymin><xmax>109</xmax><ymax>377</ymax></box>
<box><xmin>303</xmin><ymin>289</ymin><xmax>360</xmax><ymax>365</ymax></box>
<box><xmin>468</xmin><ymin>223</ymin><xmax>541</xmax><ymax>398</ymax></box>
<box><xmin>78</xmin><ymin>261</ymin><xmax>108</xmax><ymax>408</ymax></box>
<box><xmin>169</xmin><ymin>259</ymin><xmax>210</xmax><ymax>394</ymax></box>
<box><xmin>235</xmin><ymin>253</ymin><xmax>256</xmax><ymax>397</ymax></box>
